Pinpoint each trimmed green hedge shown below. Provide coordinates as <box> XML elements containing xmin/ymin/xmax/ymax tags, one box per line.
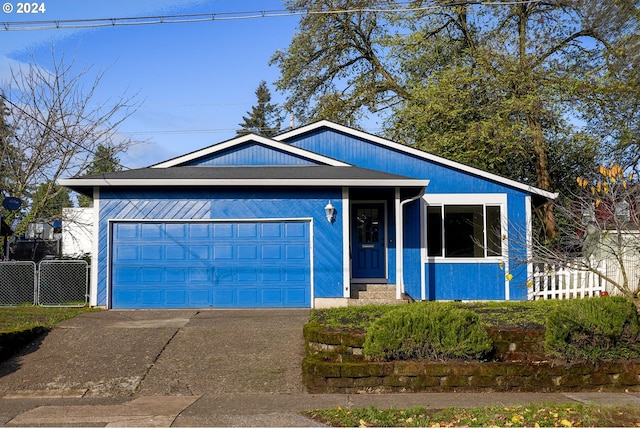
<box><xmin>363</xmin><ymin>303</ymin><xmax>493</xmax><ymax>361</ymax></box>
<box><xmin>545</xmin><ymin>296</ymin><xmax>640</xmax><ymax>362</ymax></box>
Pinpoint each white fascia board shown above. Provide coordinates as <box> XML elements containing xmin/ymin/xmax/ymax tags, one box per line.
<box><xmin>151</xmin><ymin>133</ymin><xmax>350</xmax><ymax>168</ymax></box>
<box><xmin>276</xmin><ymin>120</ymin><xmax>558</xmax><ymax>200</ymax></box>
<box><xmin>59</xmin><ymin>178</ymin><xmax>430</xmax><ymax>187</ymax></box>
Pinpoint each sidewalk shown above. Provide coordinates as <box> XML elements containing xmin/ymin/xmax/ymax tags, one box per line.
<box><xmin>2</xmin><ymin>391</ymin><xmax>640</xmax><ymax>427</ymax></box>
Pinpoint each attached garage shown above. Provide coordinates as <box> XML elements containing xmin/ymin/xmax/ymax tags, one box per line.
<box><xmin>110</xmin><ymin>220</ymin><xmax>312</xmax><ymax>309</ymax></box>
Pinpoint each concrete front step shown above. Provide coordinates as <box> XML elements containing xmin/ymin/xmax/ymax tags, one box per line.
<box><xmin>349</xmin><ymin>284</ymin><xmax>408</xmax><ymax>306</ymax></box>
<box><xmin>348</xmin><ymin>298</ymin><xmax>408</xmax><ymax>306</ymax></box>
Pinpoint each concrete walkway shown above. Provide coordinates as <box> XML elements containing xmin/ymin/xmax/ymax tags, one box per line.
<box><xmin>0</xmin><ymin>309</ymin><xmax>639</xmax><ymax>426</ymax></box>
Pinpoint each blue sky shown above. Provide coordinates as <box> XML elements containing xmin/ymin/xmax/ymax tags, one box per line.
<box><xmin>1</xmin><ymin>0</ymin><xmax>301</xmax><ymax>169</ymax></box>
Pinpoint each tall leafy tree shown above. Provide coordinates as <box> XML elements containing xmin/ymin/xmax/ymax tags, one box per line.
<box><xmin>272</xmin><ymin>0</ymin><xmax>639</xmax><ymax>239</ymax></box>
<box><xmin>237</xmin><ymin>80</ymin><xmax>283</xmax><ymax>137</ymax></box>
<box><xmin>77</xmin><ymin>144</ymin><xmax>123</xmax><ymax>207</ymax></box>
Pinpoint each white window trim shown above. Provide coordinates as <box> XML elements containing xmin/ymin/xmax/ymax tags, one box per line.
<box><xmin>422</xmin><ymin>194</ymin><xmax>508</xmax><ymax>263</ymax></box>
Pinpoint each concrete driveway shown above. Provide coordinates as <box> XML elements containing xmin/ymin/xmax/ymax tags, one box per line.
<box><xmin>0</xmin><ymin>309</ymin><xmax>310</xmax><ymax>398</ymax></box>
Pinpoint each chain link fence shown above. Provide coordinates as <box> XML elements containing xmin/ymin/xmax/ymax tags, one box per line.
<box><xmin>0</xmin><ymin>260</ymin><xmax>89</xmax><ymax>307</ymax></box>
<box><xmin>0</xmin><ymin>261</ymin><xmax>37</xmax><ymax>305</ymax></box>
<box><xmin>38</xmin><ymin>260</ymin><xmax>89</xmax><ymax>307</ymax></box>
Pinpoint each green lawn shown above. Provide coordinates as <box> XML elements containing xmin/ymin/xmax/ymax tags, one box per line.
<box><xmin>0</xmin><ymin>305</ymin><xmax>99</xmax><ymax>334</ymax></box>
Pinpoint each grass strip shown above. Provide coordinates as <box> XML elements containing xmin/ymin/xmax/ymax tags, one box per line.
<box><xmin>303</xmin><ymin>403</ymin><xmax>640</xmax><ymax>427</ymax></box>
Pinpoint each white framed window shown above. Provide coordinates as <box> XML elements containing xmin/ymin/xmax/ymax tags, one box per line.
<box><xmin>424</xmin><ymin>194</ymin><xmax>507</xmax><ymax>259</ymax></box>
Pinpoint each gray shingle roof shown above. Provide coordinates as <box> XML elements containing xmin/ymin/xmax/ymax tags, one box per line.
<box><xmin>60</xmin><ymin>166</ymin><xmax>429</xmax><ymax>196</ymax></box>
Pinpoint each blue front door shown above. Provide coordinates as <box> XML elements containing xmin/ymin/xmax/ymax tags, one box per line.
<box><xmin>351</xmin><ymin>203</ymin><xmax>386</xmax><ymax>279</ymax></box>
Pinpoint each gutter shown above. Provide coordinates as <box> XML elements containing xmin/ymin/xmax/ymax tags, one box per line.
<box><xmin>396</xmin><ymin>187</ymin><xmax>427</xmax><ymax>300</ymax></box>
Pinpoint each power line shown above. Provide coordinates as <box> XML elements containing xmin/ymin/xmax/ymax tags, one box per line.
<box><xmin>0</xmin><ymin>1</ymin><xmax>542</xmax><ymax>31</ymax></box>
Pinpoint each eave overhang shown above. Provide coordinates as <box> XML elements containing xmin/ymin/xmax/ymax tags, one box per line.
<box><xmin>59</xmin><ymin>166</ymin><xmax>429</xmax><ymax>196</ymax></box>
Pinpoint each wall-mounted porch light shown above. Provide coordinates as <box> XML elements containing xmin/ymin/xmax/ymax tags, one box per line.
<box><xmin>324</xmin><ymin>201</ymin><xmax>336</xmax><ymax>223</ymax></box>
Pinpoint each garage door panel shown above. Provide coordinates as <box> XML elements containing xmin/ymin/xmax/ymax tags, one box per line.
<box><xmin>213</xmin><ymin>223</ymin><xmax>233</xmax><ymax>237</ymax></box>
<box><xmin>238</xmin><ymin>223</ymin><xmax>258</xmax><ymax>238</ymax></box>
<box><xmin>166</xmin><ymin>268</ymin><xmax>186</xmax><ymax>282</ymax></box>
<box><xmin>286</xmin><ymin>222</ymin><xmax>306</xmax><ymax>237</ymax></box>
<box><xmin>111</xmin><ymin>221</ymin><xmax>311</xmax><ymax>308</ymax></box>
<box><xmin>116</xmin><ymin>223</ymin><xmax>139</xmax><ymax>239</ymax></box>
<box><xmin>213</xmin><ymin>289</ymin><xmax>235</xmax><ymax>306</ymax></box>
<box><xmin>187</xmin><ymin>289</ymin><xmax>208</xmax><ymax>305</ymax></box>
<box><xmin>140</xmin><ymin>289</ymin><xmax>162</xmax><ymax>305</ymax></box>
<box><xmin>214</xmin><ymin>246</ymin><xmax>233</xmax><ymax>260</ymax></box>
<box><xmin>262</xmin><ymin>223</ymin><xmax>281</xmax><ymax>237</ymax></box>
<box><xmin>286</xmin><ymin>244</ymin><xmax>307</xmax><ymax>260</ymax></box>
<box><xmin>238</xmin><ymin>245</ymin><xmax>258</xmax><ymax>260</ymax></box>
<box><xmin>116</xmin><ymin>246</ymin><xmax>138</xmax><ymax>261</ymax></box>
<box><xmin>189</xmin><ymin>223</ymin><xmax>211</xmax><ymax>239</ymax></box>
<box><xmin>114</xmin><ymin>267</ymin><xmax>139</xmax><ymax>283</ymax></box>
<box><xmin>141</xmin><ymin>223</ymin><xmax>162</xmax><ymax>239</ymax></box>
<box><xmin>238</xmin><ymin>268</ymin><xmax>258</xmax><ymax>282</ymax></box>
<box><xmin>287</xmin><ymin>288</ymin><xmax>308</xmax><ymax>304</ymax></box>
<box><xmin>141</xmin><ymin>268</ymin><xmax>162</xmax><ymax>282</ymax></box>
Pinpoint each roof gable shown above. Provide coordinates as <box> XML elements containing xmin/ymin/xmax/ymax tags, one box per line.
<box><xmin>152</xmin><ymin>133</ymin><xmax>349</xmax><ymax>168</ymax></box>
<box><xmin>275</xmin><ymin>120</ymin><xmax>557</xmax><ymax>199</ymax></box>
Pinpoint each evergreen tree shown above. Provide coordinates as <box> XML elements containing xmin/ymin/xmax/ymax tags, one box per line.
<box><xmin>24</xmin><ymin>182</ymin><xmax>72</xmax><ymax>222</ymax></box>
<box><xmin>77</xmin><ymin>144</ymin><xmax>122</xmax><ymax>207</ymax></box>
<box><xmin>237</xmin><ymin>81</ymin><xmax>282</xmax><ymax>137</ymax></box>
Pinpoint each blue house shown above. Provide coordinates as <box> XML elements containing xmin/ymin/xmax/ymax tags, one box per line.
<box><xmin>60</xmin><ymin>120</ymin><xmax>556</xmax><ymax>309</ymax></box>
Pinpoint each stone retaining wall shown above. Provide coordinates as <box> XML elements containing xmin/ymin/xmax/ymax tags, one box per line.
<box><xmin>302</xmin><ymin>323</ymin><xmax>640</xmax><ymax>393</ymax></box>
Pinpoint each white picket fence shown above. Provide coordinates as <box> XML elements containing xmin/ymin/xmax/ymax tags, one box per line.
<box><xmin>529</xmin><ymin>260</ymin><xmax>607</xmax><ymax>300</ymax></box>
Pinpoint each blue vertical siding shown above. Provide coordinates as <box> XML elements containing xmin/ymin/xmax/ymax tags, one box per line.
<box><xmin>402</xmin><ymin>200</ymin><xmax>422</xmax><ymax>299</ymax></box>
<box><xmin>425</xmin><ymin>263</ymin><xmax>506</xmax><ymax>300</ymax></box>
<box><xmin>286</xmin><ymin>129</ymin><xmax>525</xmax><ymax>193</ymax></box>
<box><xmin>184</xmin><ymin>143</ymin><xmax>319</xmax><ymax>166</ymax></box>
<box><xmin>506</xmin><ymin>193</ymin><xmax>530</xmax><ymax>299</ymax></box>
<box><xmin>97</xmin><ymin>188</ymin><xmax>343</xmax><ymax>307</ymax></box>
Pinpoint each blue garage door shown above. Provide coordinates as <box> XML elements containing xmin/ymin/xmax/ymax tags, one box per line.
<box><xmin>110</xmin><ymin>221</ymin><xmax>311</xmax><ymax>309</ymax></box>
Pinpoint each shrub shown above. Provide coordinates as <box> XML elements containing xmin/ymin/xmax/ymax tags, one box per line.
<box><xmin>545</xmin><ymin>296</ymin><xmax>640</xmax><ymax>362</ymax></box>
<box><xmin>363</xmin><ymin>302</ymin><xmax>493</xmax><ymax>361</ymax></box>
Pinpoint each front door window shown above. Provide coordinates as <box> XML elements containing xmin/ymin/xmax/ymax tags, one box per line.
<box><xmin>357</xmin><ymin>207</ymin><xmax>379</xmax><ymax>244</ymax></box>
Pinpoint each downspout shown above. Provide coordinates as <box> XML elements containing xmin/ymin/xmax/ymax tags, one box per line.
<box><xmin>397</xmin><ymin>187</ymin><xmax>427</xmax><ymax>300</ymax></box>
